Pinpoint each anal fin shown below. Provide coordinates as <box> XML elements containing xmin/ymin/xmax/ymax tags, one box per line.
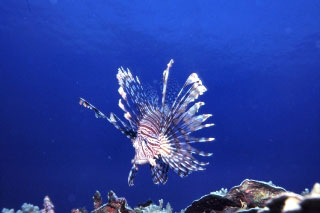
<box><xmin>150</xmin><ymin>158</ymin><xmax>169</xmax><ymax>184</ymax></box>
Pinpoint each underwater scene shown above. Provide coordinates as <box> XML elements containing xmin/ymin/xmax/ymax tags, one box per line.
<box><xmin>0</xmin><ymin>0</ymin><xmax>320</xmax><ymax>212</ymax></box>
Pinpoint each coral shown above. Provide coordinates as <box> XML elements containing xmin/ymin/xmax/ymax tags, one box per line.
<box><xmin>137</xmin><ymin>200</ymin><xmax>153</xmax><ymax>208</ymax></box>
<box><xmin>89</xmin><ymin>190</ymin><xmax>172</xmax><ymax>213</ymax></box>
<box><xmin>40</xmin><ymin>196</ymin><xmax>54</xmax><ymax>213</ymax></box>
<box><xmin>1</xmin><ymin>195</ymin><xmax>54</xmax><ymax>213</ymax></box>
<box><xmin>185</xmin><ymin>180</ymin><xmax>320</xmax><ymax>213</ymax></box>
<box><xmin>184</xmin><ymin>179</ymin><xmax>286</xmax><ymax>213</ymax></box>
<box><xmin>3</xmin><ymin>180</ymin><xmax>320</xmax><ymax>213</ymax></box>
<box><xmin>93</xmin><ymin>191</ymin><xmax>102</xmax><ymax>210</ymax></box>
<box><xmin>184</xmin><ymin>192</ymin><xmax>238</xmax><ymax>213</ymax></box>
<box><xmin>262</xmin><ymin>182</ymin><xmax>320</xmax><ymax>213</ymax></box>
<box><xmin>91</xmin><ymin>191</ymin><xmax>134</xmax><ymax>213</ymax></box>
<box><xmin>18</xmin><ymin>203</ymin><xmax>40</xmax><ymax>213</ymax></box>
<box><xmin>71</xmin><ymin>208</ymin><xmax>88</xmax><ymax>213</ymax></box>
<box><xmin>2</xmin><ymin>209</ymin><xmax>15</xmax><ymax>213</ymax></box>
<box><xmin>2</xmin><ymin>203</ymin><xmax>40</xmax><ymax>213</ymax></box>
<box><xmin>226</xmin><ymin>179</ymin><xmax>286</xmax><ymax>208</ymax></box>
<box><xmin>134</xmin><ymin>199</ymin><xmax>173</xmax><ymax>213</ymax></box>
<box><xmin>211</xmin><ymin>188</ymin><xmax>228</xmax><ymax>197</ymax></box>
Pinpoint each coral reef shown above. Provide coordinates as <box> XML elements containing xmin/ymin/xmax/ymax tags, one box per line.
<box><xmin>41</xmin><ymin>196</ymin><xmax>54</xmax><ymax>213</ymax></box>
<box><xmin>1</xmin><ymin>196</ymin><xmax>54</xmax><ymax>213</ymax></box>
<box><xmin>262</xmin><ymin>182</ymin><xmax>320</xmax><ymax>213</ymax></box>
<box><xmin>89</xmin><ymin>190</ymin><xmax>172</xmax><ymax>213</ymax></box>
<box><xmin>134</xmin><ymin>199</ymin><xmax>172</xmax><ymax>213</ymax></box>
<box><xmin>91</xmin><ymin>190</ymin><xmax>134</xmax><ymax>213</ymax></box>
<box><xmin>2</xmin><ymin>203</ymin><xmax>40</xmax><ymax>213</ymax></box>
<box><xmin>93</xmin><ymin>191</ymin><xmax>102</xmax><ymax>210</ymax></box>
<box><xmin>2</xmin><ymin>196</ymin><xmax>54</xmax><ymax>213</ymax></box>
<box><xmin>71</xmin><ymin>208</ymin><xmax>88</xmax><ymax>213</ymax></box>
<box><xmin>184</xmin><ymin>192</ymin><xmax>239</xmax><ymax>212</ymax></box>
<box><xmin>2</xmin><ymin>180</ymin><xmax>320</xmax><ymax>213</ymax></box>
<box><xmin>226</xmin><ymin>179</ymin><xmax>286</xmax><ymax>208</ymax></box>
<box><xmin>184</xmin><ymin>179</ymin><xmax>320</xmax><ymax>213</ymax></box>
<box><xmin>184</xmin><ymin>179</ymin><xmax>286</xmax><ymax>212</ymax></box>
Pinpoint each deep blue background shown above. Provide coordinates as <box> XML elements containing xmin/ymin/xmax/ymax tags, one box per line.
<box><xmin>1</xmin><ymin>0</ymin><xmax>320</xmax><ymax>212</ymax></box>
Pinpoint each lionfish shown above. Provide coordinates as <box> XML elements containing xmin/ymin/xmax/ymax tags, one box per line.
<box><xmin>79</xmin><ymin>59</ymin><xmax>214</xmax><ymax>186</ymax></box>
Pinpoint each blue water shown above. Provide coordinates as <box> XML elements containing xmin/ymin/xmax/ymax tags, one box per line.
<box><xmin>1</xmin><ymin>0</ymin><xmax>319</xmax><ymax>212</ymax></box>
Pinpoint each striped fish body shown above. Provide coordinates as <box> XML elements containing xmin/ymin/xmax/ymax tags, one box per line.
<box><xmin>133</xmin><ymin>110</ymin><xmax>174</xmax><ymax>167</ymax></box>
<box><xmin>80</xmin><ymin>59</ymin><xmax>214</xmax><ymax>186</ymax></box>
<box><xmin>133</xmin><ymin>111</ymin><xmax>162</xmax><ymax>166</ymax></box>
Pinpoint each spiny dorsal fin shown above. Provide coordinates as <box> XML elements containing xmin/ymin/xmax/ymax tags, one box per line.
<box><xmin>161</xmin><ymin>59</ymin><xmax>174</xmax><ymax>111</ymax></box>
